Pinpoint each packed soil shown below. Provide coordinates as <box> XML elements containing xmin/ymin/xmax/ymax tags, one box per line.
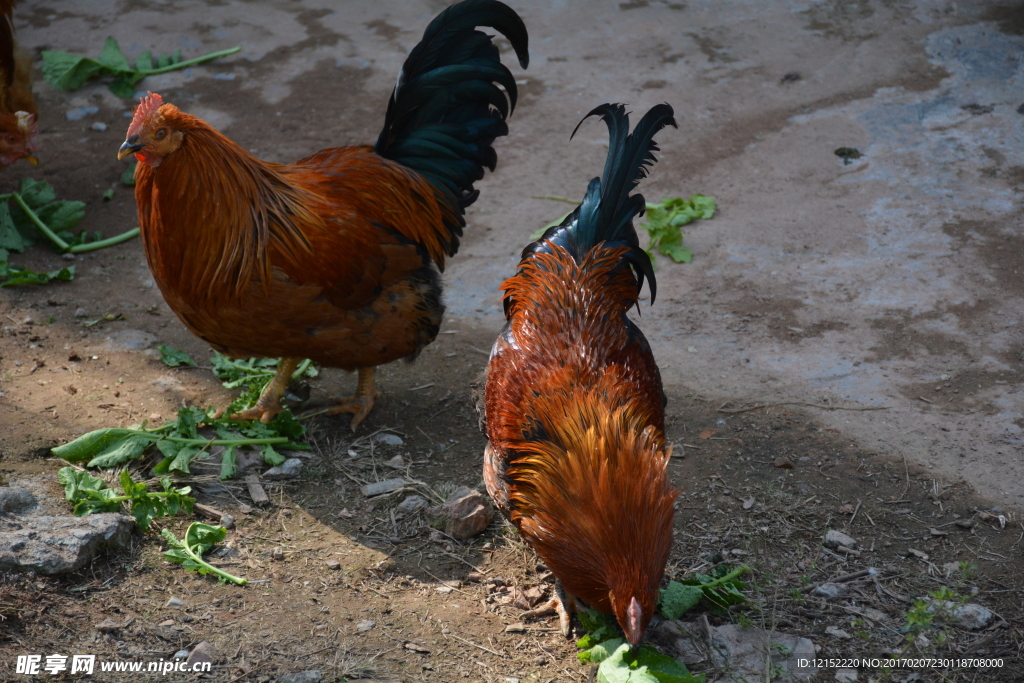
<box><xmin>3</xmin><ymin>1</ymin><xmax>1024</xmax><ymax>682</ymax></box>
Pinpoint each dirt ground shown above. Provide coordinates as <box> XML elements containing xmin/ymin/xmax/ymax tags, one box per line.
<box><xmin>2</xmin><ymin>1</ymin><xmax>1024</xmax><ymax>681</ymax></box>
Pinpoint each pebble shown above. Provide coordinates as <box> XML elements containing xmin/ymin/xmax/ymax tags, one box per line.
<box><xmin>271</xmin><ymin>547</ymin><xmax>285</xmax><ymax>561</ymax></box>
<box><xmin>65</xmin><ymin>106</ymin><xmax>99</xmax><ymax>121</ymax></box>
<box><xmin>186</xmin><ymin>641</ymin><xmax>217</xmax><ymax>667</ymax></box>
<box><xmin>376</xmin><ymin>433</ymin><xmax>404</xmax><ymax>446</ymax></box>
<box><xmin>279</xmin><ymin>672</ymin><xmax>322</xmax><ymax>683</ymax></box>
<box><xmin>835</xmin><ymin>669</ymin><xmax>857</xmax><ymax>683</ymax></box>
<box><xmin>74</xmin><ymin>307</ymin><xmax>88</xmax><ymax>317</ymax></box>
<box><xmin>172</xmin><ymin>650</ymin><xmax>189</xmax><ymax>661</ymax></box>
<box><xmin>825</xmin><ymin>625</ymin><xmax>851</xmax><ymax>639</ymax></box>
<box><xmin>61</xmin><ymin>252</ymin><xmax>76</xmax><ymax>260</ymax></box>
<box><xmin>264</xmin><ymin>458</ymin><xmax>303</xmax><ymax>479</ymax></box>
<box><xmin>95</xmin><ymin>619</ymin><xmax>121</xmax><ymax>633</ymax></box>
<box><xmin>773</xmin><ymin>456</ymin><xmax>794</xmax><ymax>469</ymax></box>
<box><xmin>165</xmin><ymin>596</ymin><xmax>185</xmax><ymax>608</ymax></box>
<box><xmin>356</xmin><ymin>620</ymin><xmax>376</xmax><ymax>633</ymax></box>
<box><xmin>325</xmin><ymin>559</ymin><xmax>341</xmax><ymax>571</ymax></box>
<box><xmin>824</xmin><ymin>529</ymin><xmax>857</xmax><ymax>549</ymax></box>
<box><xmin>90</xmin><ymin>121</ymin><xmax>108</xmax><ymax>132</ymax></box>
<box><xmin>396</xmin><ymin>494</ymin><xmax>428</xmax><ymax>515</ymax></box>
<box><xmin>812</xmin><ymin>583</ymin><xmax>846</xmax><ymax>600</ymax></box>
<box><xmin>435</xmin><ymin>585</ymin><xmax>454</xmax><ymax>594</ymax></box>
<box><xmin>954</xmin><ymin>603</ymin><xmax>994</xmax><ymax>630</ymax></box>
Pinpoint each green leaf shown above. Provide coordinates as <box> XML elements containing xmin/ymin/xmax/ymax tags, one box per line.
<box><xmin>108</xmin><ymin>75</ymin><xmax>135</xmax><ymax>99</ymax></box>
<box><xmin>641</xmin><ymin>195</ymin><xmax>716</xmax><ymax>264</ymax></box>
<box><xmin>18</xmin><ymin>178</ymin><xmax>56</xmax><ymax>208</ymax></box>
<box><xmin>659</xmin><ymin>581</ymin><xmax>704</xmax><ymax>620</ymax></box>
<box><xmin>97</xmin><ymin>37</ymin><xmax>131</xmax><ymax>71</ymax></box>
<box><xmin>135</xmin><ymin>51</ymin><xmax>153</xmax><ymax>71</ymax></box>
<box><xmin>34</xmin><ymin>200</ymin><xmax>86</xmax><ymax>234</ymax></box>
<box><xmin>120</xmin><ymin>161</ymin><xmax>138</xmax><ymax>186</ymax></box>
<box><xmin>58</xmin><ymin>466</ymin><xmax>108</xmax><ymax>501</ymax></box>
<box><xmin>102</xmin><ymin>188</ymin><xmax>115</xmax><ymax>202</ymax></box>
<box><xmin>53</xmin><ymin>427</ymin><xmax>147</xmax><ymax>463</ymax></box>
<box><xmin>219</xmin><ymin>445</ymin><xmax>238</xmax><ymax>480</ymax></box>
<box><xmin>0</xmin><ymin>265</ymin><xmax>74</xmax><ymax>287</ymax></box>
<box><xmin>162</xmin><ymin>522</ymin><xmax>246</xmax><ymax>585</ymax></box>
<box><xmin>261</xmin><ymin>443</ymin><xmax>285</xmax><ymax>466</ymax></box>
<box><xmin>0</xmin><ymin>203</ymin><xmax>25</xmax><ymax>253</ymax></box>
<box><xmin>41</xmin><ymin>51</ymin><xmax>106</xmax><ymax>91</ymax></box>
<box><xmin>87</xmin><ymin>434</ymin><xmax>154</xmax><ymax>468</ymax></box>
<box><xmin>596</xmin><ymin>643</ymin><xmax>658</xmax><ymax>683</ymax></box>
<box><xmin>158</xmin><ymin>344</ymin><xmax>196</xmax><ymax>368</ymax></box>
<box><xmin>635</xmin><ymin>647</ymin><xmax>703</xmax><ymax>683</ymax></box>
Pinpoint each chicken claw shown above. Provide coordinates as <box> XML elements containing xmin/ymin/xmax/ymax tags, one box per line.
<box><xmin>325</xmin><ymin>367</ymin><xmax>378</xmax><ymax>431</ymax></box>
<box><xmin>230</xmin><ymin>357</ymin><xmax>300</xmax><ymax>423</ymax></box>
<box><xmin>522</xmin><ymin>582</ymin><xmax>577</xmax><ymax>637</ymax></box>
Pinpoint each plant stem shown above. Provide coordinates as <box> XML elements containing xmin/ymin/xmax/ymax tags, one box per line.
<box><xmin>68</xmin><ymin>228</ymin><xmax>140</xmax><ymax>253</ymax></box>
<box><xmin>292</xmin><ymin>358</ymin><xmax>313</xmax><ymax>379</ymax></box>
<box><xmin>180</xmin><ymin>522</ymin><xmax>247</xmax><ymax>585</ymax></box>
<box><xmin>702</xmin><ymin>565</ymin><xmax>751</xmax><ymax>589</ymax></box>
<box><xmin>140</xmin><ymin>47</ymin><xmax>241</xmax><ymax>75</ymax></box>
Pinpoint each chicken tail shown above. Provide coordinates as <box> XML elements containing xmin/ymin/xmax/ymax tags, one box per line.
<box><xmin>526</xmin><ymin>103</ymin><xmax>677</xmax><ymax>303</ymax></box>
<box><xmin>374</xmin><ymin>0</ymin><xmax>529</xmax><ymax>256</ymax></box>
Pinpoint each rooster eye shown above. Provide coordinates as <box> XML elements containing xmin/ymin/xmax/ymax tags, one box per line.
<box><xmin>155</xmin><ymin>128</ymin><xmax>167</xmax><ymax>140</ymax></box>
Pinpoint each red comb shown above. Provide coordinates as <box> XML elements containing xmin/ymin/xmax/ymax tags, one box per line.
<box><xmin>127</xmin><ymin>92</ymin><xmax>164</xmax><ymax>137</ymax></box>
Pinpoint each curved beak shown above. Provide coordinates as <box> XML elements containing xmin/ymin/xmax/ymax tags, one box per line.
<box><xmin>118</xmin><ymin>137</ymin><xmax>144</xmax><ymax>161</ymax></box>
<box><xmin>23</xmin><ymin>154</ymin><xmax>38</xmax><ymax>166</ymax></box>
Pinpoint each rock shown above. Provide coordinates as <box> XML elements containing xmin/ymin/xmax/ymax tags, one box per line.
<box><xmin>172</xmin><ymin>650</ymin><xmax>189</xmax><ymax>661</ymax></box>
<box><xmin>651</xmin><ymin>619</ymin><xmax>817</xmax><ymax>681</ymax></box>
<box><xmin>279</xmin><ymin>671</ymin><xmax>322</xmax><ymax>683</ymax></box>
<box><xmin>0</xmin><ymin>512</ymin><xmax>134</xmax><ymax>575</ymax></box>
<box><xmin>102</xmin><ymin>329</ymin><xmax>157</xmax><ymax>350</ymax></box>
<box><xmin>376</xmin><ymin>433</ymin><xmax>404</xmax><ymax>446</ymax></box>
<box><xmin>835</xmin><ymin>669</ymin><xmax>857</xmax><ymax>682</ymax></box>
<box><xmin>823</xmin><ymin>529</ymin><xmax>857</xmax><ymax>549</ymax></box>
<box><xmin>356</xmin><ymin>620</ymin><xmax>376</xmax><ymax>633</ymax></box>
<box><xmin>264</xmin><ymin>458</ymin><xmax>303</xmax><ymax>479</ymax></box>
<box><xmin>166</xmin><ymin>596</ymin><xmax>185</xmax><ymax>608</ymax></box>
<box><xmin>65</xmin><ymin>106</ymin><xmax>99</xmax><ymax>121</ymax></box>
<box><xmin>220</xmin><ymin>514</ymin><xmax>235</xmax><ymax>529</ymax></box>
<box><xmin>96</xmin><ymin>619</ymin><xmax>121</xmax><ymax>633</ymax></box>
<box><xmin>396</xmin><ymin>495</ymin><xmax>428</xmax><ymax>515</ymax></box>
<box><xmin>0</xmin><ymin>487</ymin><xmax>37</xmax><ymax>513</ymax></box>
<box><xmin>384</xmin><ymin>454</ymin><xmax>405</xmax><ymax>468</ymax></box>
<box><xmin>428</xmin><ymin>488</ymin><xmax>494</xmax><ymax>540</ymax></box>
<box><xmin>271</xmin><ymin>547</ymin><xmax>285</xmax><ymax>561</ymax></box>
<box><xmin>326</xmin><ymin>559</ymin><xmax>341</xmax><ymax>570</ymax></box>
<box><xmin>436</xmin><ymin>585</ymin><xmax>454</xmax><ymax>594</ymax></box>
<box><xmin>90</xmin><ymin>121</ymin><xmax>108</xmax><ymax>132</ymax></box>
<box><xmin>954</xmin><ymin>603</ymin><xmax>994</xmax><ymax>630</ymax></box>
<box><xmin>812</xmin><ymin>583</ymin><xmax>846</xmax><ymax>600</ymax></box>
<box><xmin>361</xmin><ymin>478</ymin><xmax>407</xmax><ymax>497</ymax></box>
<box><xmin>186</xmin><ymin>641</ymin><xmax>218</xmax><ymax>668</ymax></box>
<box><xmin>825</xmin><ymin>626</ymin><xmax>851</xmax><ymax>639</ymax></box>
<box><xmin>74</xmin><ymin>307</ymin><xmax>88</xmax><ymax>318</ymax></box>
<box><xmin>773</xmin><ymin>456</ymin><xmax>794</xmax><ymax>469</ymax></box>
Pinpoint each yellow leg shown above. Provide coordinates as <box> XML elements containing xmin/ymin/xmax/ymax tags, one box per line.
<box><xmin>324</xmin><ymin>366</ymin><xmax>378</xmax><ymax>431</ymax></box>
<box><xmin>230</xmin><ymin>357</ymin><xmax>300</xmax><ymax>423</ymax></box>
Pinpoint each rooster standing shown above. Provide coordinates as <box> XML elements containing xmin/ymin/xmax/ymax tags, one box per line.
<box><xmin>0</xmin><ymin>0</ymin><xmax>38</xmax><ymax>168</ymax></box>
<box><xmin>483</xmin><ymin>103</ymin><xmax>678</xmax><ymax>645</ymax></box>
<box><xmin>118</xmin><ymin>0</ymin><xmax>528</xmax><ymax>428</ymax></box>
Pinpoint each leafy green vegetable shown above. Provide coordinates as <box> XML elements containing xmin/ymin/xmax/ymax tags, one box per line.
<box><xmin>641</xmin><ymin>195</ymin><xmax>716</xmax><ymax>264</ymax></box>
<box><xmin>162</xmin><ymin>522</ymin><xmax>246</xmax><ymax>585</ymax></box>
<box><xmin>57</xmin><ymin>467</ymin><xmax>194</xmax><ymax>531</ymax></box>
<box><xmin>53</xmin><ymin>404</ymin><xmax>308</xmax><ymax>478</ymax></box>
<box><xmin>210</xmin><ymin>351</ymin><xmax>317</xmax><ymax>417</ymax></box>
<box><xmin>120</xmin><ymin>161</ymin><xmax>138</xmax><ymax>186</ymax></box>
<box><xmin>576</xmin><ymin>609</ymin><xmax>705</xmax><ymax>683</ymax></box>
<box><xmin>158</xmin><ymin>344</ymin><xmax>197</xmax><ymax>368</ymax></box>
<box><xmin>0</xmin><ymin>178</ymin><xmax>139</xmax><ymax>271</ymax></box>
<box><xmin>42</xmin><ymin>37</ymin><xmax>241</xmax><ymax>98</ymax></box>
<box><xmin>661</xmin><ymin>564</ymin><xmax>750</xmax><ymax>617</ymax></box>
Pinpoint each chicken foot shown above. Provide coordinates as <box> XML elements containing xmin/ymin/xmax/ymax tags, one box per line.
<box><xmin>522</xmin><ymin>581</ymin><xmax>577</xmax><ymax>637</ymax></box>
<box><xmin>324</xmin><ymin>366</ymin><xmax>378</xmax><ymax>431</ymax></box>
<box><xmin>230</xmin><ymin>357</ymin><xmax>301</xmax><ymax>423</ymax></box>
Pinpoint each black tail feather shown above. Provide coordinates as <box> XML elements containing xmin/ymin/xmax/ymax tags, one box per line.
<box><xmin>375</xmin><ymin>0</ymin><xmax>528</xmax><ymax>257</ymax></box>
<box><xmin>525</xmin><ymin>103</ymin><xmax>677</xmax><ymax>303</ymax></box>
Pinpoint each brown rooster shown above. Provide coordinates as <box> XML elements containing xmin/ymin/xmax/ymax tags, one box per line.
<box><xmin>0</xmin><ymin>0</ymin><xmax>38</xmax><ymax>167</ymax></box>
<box><xmin>483</xmin><ymin>103</ymin><xmax>678</xmax><ymax>645</ymax></box>
<box><xmin>117</xmin><ymin>0</ymin><xmax>528</xmax><ymax>428</ymax></box>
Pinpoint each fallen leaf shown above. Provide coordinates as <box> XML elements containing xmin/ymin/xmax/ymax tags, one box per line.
<box><xmin>699</xmin><ymin>430</ymin><xmax>715</xmax><ymax>440</ymax></box>
<box><xmin>742</xmin><ymin>497</ymin><xmax>755</xmax><ymax>510</ymax></box>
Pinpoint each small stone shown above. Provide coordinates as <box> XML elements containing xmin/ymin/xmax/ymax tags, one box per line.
<box><xmin>384</xmin><ymin>454</ymin><xmax>405</xmax><ymax>468</ymax></box>
<box><xmin>166</xmin><ymin>596</ymin><xmax>185</xmax><ymax>608</ymax></box>
<box><xmin>824</xmin><ymin>529</ymin><xmax>857</xmax><ymax>549</ymax></box>
<box><xmin>271</xmin><ymin>547</ymin><xmax>285</xmax><ymax>561</ymax></box>
<box><xmin>264</xmin><ymin>458</ymin><xmax>303</xmax><ymax>480</ymax></box>
<box><xmin>466</xmin><ymin>572</ymin><xmax>483</xmax><ymax>582</ymax></box>
<box><xmin>825</xmin><ymin>626</ymin><xmax>851</xmax><ymax>639</ymax></box>
<box><xmin>404</xmin><ymin>642</ymin><xmax>430</xmax><ymax>653</ymax></box>
<box><xmin>158</xmin><ymin>619</ymin><xmax>175</xmax><ymax>627</ymax></box>
<box><xmin>326</xmin><ymin>559</ymin><xmax>341</xmax><ymax>571</ymax></box>
<box><xmin>835</xmin><ymin>669</ymin><xmax>857</xmax><ymax>683</ymax></box>
<box><xmin>220</xmin><ymin>514</ymin><xmax>235</xmax><ymax>529</ymax></box>
<box><xmin>533</xmin><ymin>655</ymin><xmax>547</xmax><ymax>665</ymax></box>
<box><xmin>954</xmin><ymin>603</ymin><xmax>994</xmax><ymax>630</ymax></box>
<box><xmin>505</xmin><ymin>623</ymin><xmax>527</xmax><ymax>633</ymax></box>
<box><xmin>376</xmin><ymin>433</ymin><xmax>404</xmax><ymax>446</ymax></box>
<box><xmin>74</xmin><ymin>307</ymin><xmax>88</xmax><ymax>318</ymax></box>
<box><xmin>65</xmin><ymin>106</ymin><xmax>99</xmax><ymax>121</ymax></box>
<box><xmin>504</xmin><ymin>678</ymin><xmax>520</xmax><ymax>683</ymax></box>
<box><xmin>96</xmin><ymin>619</ymin><xmax>121</xmax><ymax>633</ymax></box>
<box><xmin>812</xmin><ymin>583</ymin><xmax>846</xmax><ymax>600</ymax></box>
<box><xmin>238</xmin><ymin>504</ymin><xmax>253</xmax><ymax>514</ymax></box>
<box><xmin>172</xmin><ymin>650</ymin><xmax>189</xmax><ymax>661</ymax></box>
<box><xmin>428</xmin><ymin>488</ymin><xmax>495</xmax><ymax>540</ymax></box>
<box><xmin>186</xmin><ymin>641</ymin><xmax>218</xmax><ymax>668</ymax></box>
<box><xmin>396</xmin><ymin>494</ymin><xmax>428</xmax><ymax>515</ymax></box>
<box><xmin>356</xmin><ymin>620</ymin><xmax>376</xmax><ymax>633</ymax></box>
<box><xmin>773</xmin><ymin>456</ymin><xmax>794</xmax><ymax>469</ymax></box>
<box><xmin>61</xmin><ymin>252</ymin><xmax>76</xmax><ymax>261</ymax></box>
<box><xmin>436</xmin><ymin>585</ymin><xmax>454</xmax><ymax>594</ymax></box>
<box><xmin>907</xmin><ymin>548</ymin><xmax>929</xmax><ymax>560</ymax></box>
<box><xmin>90</xmin><ymin>121</ymin><xmax>108</xmax><ymax>132</ymax></box>
<box><xmin>279</xmin><ymin>672</ymin><xmax>322</xmax><ymax>683</ymax></box>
